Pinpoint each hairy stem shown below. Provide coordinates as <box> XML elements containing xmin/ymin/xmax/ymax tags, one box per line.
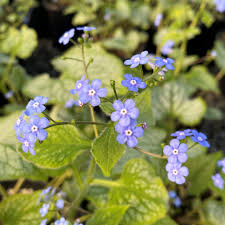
<box><xmin>134</xmin><ymin>147</ymin><xmax>168</xmax><ymax>159</ymax></box>
<box><xmin>42</xmin><ymin>111</ymin><xmax>56</xmax><ymax>123</ymax></box>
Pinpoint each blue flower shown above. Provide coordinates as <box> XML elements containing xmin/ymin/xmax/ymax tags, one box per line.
<box><xmin>40</xmin><ymin>203</ymin><xmax>50</xmax><ymax>217</ymax></box>
<box><xmin>59</xmin><ymin>28</ymin><xmax>75</xmax><ymax>45</ymax></box>
<box><xmin>115</xmin><ymin>120</ymin><xmax>143</xmax><ymax>148</ymax></box>
<box><xmin>212</xmin><ymin>173</ymin><xmax>224</xmax><ymax>189</ymax></box>
<box><xmin>79</xmin><ymin>79</ymin><xmax>107</xmax><ymax>107</ymax></box>
<box><xmin>174</xmin><ymin>197</ymin><xmax>182</xmax><ymax>208</ymax></box>
<box><xmin>65</xmin><ymin>99</ymin><xmax>76</xmax><ymax>108</ymax></box>
<box><xmin>124</xmin><ymin>51</ymin><xmax>150</xmax><ymax>68</ymax></box>
<box><xmin>155</xmin><ymin>57</ymin><xmax>175</xmax><ymax>70</ymax></box>
<box><xmin>23</xmin><ymin>115</ymin><xmax>49</xmax><ymax>141</ymax></box>
<box><xmin>121</xmin><ymin>74</ymin><xmax>146</xmax><ymax>92</ymax></box>
<box><xmin>18</xmin><ymin>134</ymin><xmax>36</xmax><ymax>155</ymax></box>
<box><xmin>25</xmin><ymin>96</ymin><xmax>49</xmax><ymax>116</ymax></box>
<box><xmin>190</xmin><ymin>130</ymin><xmax>210</xmax><ymax>148</ymax></box>
<box><xmin>14</xmin><ymin>111</ymin><xmax>26</xmax><ymax>136</ymax></box>
<box><xmin>171</xmin><ymin>129</ymin><xmax>192</xmax><ymax>140</ymax></box>
<box><xmin>154</xmin><ymin>13</ymin><xmax>163</xmax><ymax>27</ymax></box>
<box><xmin>161</xmin><ymin>40</ymin><xmax>174</xmax><ymax>55</ymax></box>
<box><xmin>76</xmin><ymin>26</ymin><xmax>96</xmax><ymax>32</ymax></box>
<box><xmin>70</xmin><ymin>75</ymin><xmax>89</xmax><ymax>95</ymax></box>
<box><xmin>55</xmin><ymin>217</ymin><xmax>69</xmax><ymax>225</ymax></box>
<box><xmin>5</xmin><ymin>91</ymin><xmax>13</xmax><ymax>99</ymax></box>
<box><xmin>40</xmin><ymin>219</ymin><xmax>47</xmax><ymax>225</ymax></box>
<box><xmin>168</xmin><ymin>191</ymin><xmax>177</xmax><ymax>199</ymax></box>
<box><xmin>163</xmin><ymin>139</ymin><xmax>188</xmax><ymax>164</ymax></box>
<box><xmin>214</xmin><ymin>0</ymin><xmax>225</xmax><ymax>12</ymax></box>
<box><xmin>166</xmin><ymin>163</ymin><xmax>189</xmax><ymax>185</ymax></box>
<box><xmin>111</xmin><ymin>99</ymin><xmax>139</xmax><ymax>127</ymax></box>
<box><xmin>42</xmin><ymin>187</ymin><xmax>52</xmax><ymax>196</ymax></box>
<box><xmin>218</xmin><ymin>158</ymin><xmax>225</xmax><ymax>173</ymax></box>
<box><xmin>56</xmin><ymin>199</ymin><xmax>64</xmax><ymax>209</ymax></box>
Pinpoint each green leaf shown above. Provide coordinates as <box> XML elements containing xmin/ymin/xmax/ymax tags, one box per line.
<box><xmin>92</xmin><ymin>124</ymin><xmax>125</xmax><ymax>176</ymax></box>
<box><xmin>201</xmin><ymin>9</ymin><xmax>215</xmax><ymax>28</ymax></box>
<box><xmin>186</xmin><ymin>152</ymin><xmax>221</xmax><ymax>196</ymax></box>
<box><xmin>0</xmin><ymin>192</ymin><xmax>53</xmax><ymax>225</ymax></box>
<box><xmin>0</xmin><ymin>25</ymin><xmax>37</xmax><ymax>59</ymax></box>
<box><xmin>86</xmin><ymin>205</ymin><xmax>129</xmax><ymax>225</ymax></box>
<box><xmin>108</xmin><ymin>158</ymin><xmax>168</xmax><ymax>225</ymax></box>
<box><xmin>22</xmin><ymin>73</ymin><xmax>74</xmax><ymax>104</ymax></box>
<box><xmin>151</xmin><ymin>80</ymin><xmax>207</xmax><ymax>126</ymax></box>
<box><xmin>52</xmin><ymin>44</ymin><xmax>125</xmax><ymax>97</ymax></box>
<box><xmin>0</xmin><ymin>144</ymin><xmax>47</xmax><ymax>181</ymax></box>
<box><xmin>185</xmin><ymin>66</ymin><xmax>219</xmax><ymax>93</ymax></box>
<box><xmin>203</xmin><ymin>200</ymin><xmax>225</xmax><ymax>225</ymax></box>
<box><xmin>215</xmin><ymin>40</ymin><xmax>225</xmax><ymax>71</ymax></box>
<box><xmin>152</xmin><ymin>216</ymin><xmax>178</xmax><ymax>225</ymax></box>
<box><xmin>134</xmin><ymin>88</ymin><xmax>155</xmax><ymax>127</ymax></box>
<box><xmin>18</xmin><ymin>125</ymin><xmax>91</xmax><ymax>169</ymax></box>
<box><xmin>100</xmin><ymin>101</ymin><xmax>114</xmax><ymax>116</ymax></box>
<box><xmin>0</xmin><ymin>111</ymin><xmax>22</xmax><ymax>146</ymax></box>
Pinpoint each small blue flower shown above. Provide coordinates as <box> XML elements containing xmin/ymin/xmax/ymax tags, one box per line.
<box><xmin>154</xmin><ymin>13</ymin><xmax>163</xmax><ymax>27</ymax></box>
<box><xmin>174</xmin><ymin>197</ymin><xmax>182</xmax><ymax>208</ymax></box>
<box><xmin>168</xmin><ymin>191</ymin><xmax>177</xmax><ymax>199</ymax></box>
<box><xmin>17</xmin><ymin>134</ymin><xmax>36</xmax><ymax>155</ymax></box>
<box><xmin>214</xmin><ymin>0</ymin><xmax>225</xmax><ymax>12</ymax></box>
<box><xmin>40</xmin><ymin>203</ymin><xmax>50</xmax><ymax>217</ymax></box>
<box><xmin>5</xmin><ymin>91</ymin><xmax>13</xmax><ymax>99</ymax></box>
<box><xmin>161</xmin><ymin>40</ymin><xmax>174</xmax><ymax>55</ymax></box>
<box><xmin>166</xmin><ymin>163</ymin><xmax>189</xmax><ymax>185</ymax></box>
<box><xmin>25</xmin><ymin>96</ymin><xmax>49</xmax><ymax>116</ymax></box>
<box><xmin>42</xmin><ymin>187</ymin><xmax>52</xmax><ymax>196</ymax></box>
<box><xmin>59</xmin><ymin>28</ymin><xmax>75</xmax><ymax>45</ymax></box>
<box><xmin>121</xmin><ymin>74</ymin><xmax>146</xmax><ymax>92</ymax></box>
<box><xmin>191</xmin><ymin>130</ymin><xmax>210</xmax><ymax>148</ymax></box>
<box><xmin>218</xmin><ymin>158</ymin><xmax>225</xmax><ymax>173</ymax></box>
<box><xmin>171</xmin><ymin>129</ymin><xmax>192</xmax><ymax>140</ymax></box>
<box><xmin>14</xmin><ymin>111</ymin><xmax>26</xmax><ymax>136</ymax></box>
<box><xmin>70</xmin><ymin>75</ymin><xmax>89</xmax><ymax>95</ymax></box>
<box><xmin>210</xmin><ymin>50</ymin><xmax>217</xmax><ymax>58</ymax></box>
<box><xmin>40</xmin><ymin>219</ymin><xmax>47</xmax><ymax>225</ymax></box>
<box><xmin>111</xmin><ymin>99</ymin><xmax>139</xmax><ymax>127</ymax></box>
<box><xmin>212</xmin><ymin>173</ymin><xmax>224</xmax><ymax>189</ymax></box>
<box><xmin>76</xmin><ymin>26</ymin><xmax>96</xmax><ymax>32</ymax></box>
<box><xmin>155</xmin><ymin>57</ymin><xmax>175</xmax><ymax>70</ymax></box>
<box><xmin>163</xmin><ymin>139</ymin><xmax>188</xmax><ymax>164</ymax></box>
<box><xmin>115</xmin><ymin>120</ymin><xmax>143</xmax><ymax>148</ymax></box>
<box><xmin>23</xmin><ymin>115</ymin><xmax>49</xmax><ymax>141</ymax></box>
<box><xmin>124</xmin><ymin>51</ymin><xmax>150</xmax><ymax>68</ymax></box>
<box><xmin>55</xmin><ymin>217</ymin><xmax>68</xmax><ymax>225</ymax></box>
<box><xmin>56</xmin><ymin>199</ymin><xmax>64</xmax><ymax>209</ymax></box>
<box><xmin>65</xmin><ymin>99</ymin><xmax>76</xmax><ymax>108</ymax></box>
<box><xmin>79</xmin><ymin>79</ymin><xmax>107</xmax><ymax>107</ymax></box>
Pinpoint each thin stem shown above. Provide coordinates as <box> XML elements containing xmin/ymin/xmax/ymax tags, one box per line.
<box><xmin>52</xmin><ymin>170</ymin><xmax>73</xmax><ymax>189</ymax></box>
<box><xmin>139</xmin><ymin>65</ymin><xmax>144</xmax><ymax>80</ymax></box>
<box><xmin>45</xmin><ymin>121</ymin><xmax>108</xmax><ymax>129</ymax></box>
<box><xmin>216</xmin><ymin>70</ymin><xmax>225</xmax><ymax>81</ymax></box>
<box><xmin>0</xmin><ymin>184</ymin><xmax>8</xmax><ymax>199</ymax></box>
<box><xmin>42</xmin><ymin>111</ymin><xmax>56</xmax><ymax>123</ymax></box>
<box><xmin>62</xmin><ymin>56</ymin><xmax>83</xmax><ymax>62</ymax></box>
<box><xmin>70</xmin><ymin>163</ymin><xmax>82</xmax><ymax>190</ymax></box>
<box><xmin>134</xmin><ymin>147</ymin><xmax>168</xmax><ymax>159</ymax></box>
<box><xmin>89</xmin><ymin>105</ymin><xmax>99</xmax><ymax>137</ymax></box>
<box><xmin>70</xmin><ymin>39</ymin><xmax>77</xmax><ymax>46</ymax></box>
<box><xmin>91</xmin><ymin>179</ymin><xmax>121</xmax><ymax>188</ymax></box>
<box><xmin>110</xmin><ymin>80</ymin><xmax>118</xmax><ymax>100</ymax></box>
<box><xmin>81</xmin><ymin>43</ymin><xmax>89</xmax><ymax>79</ymax></box>
<box><xmin>188</xmin><ymin>142</ymin><xmax>198</xmax><ymax>150</ymax></box>
<box><xmin>12</xmin><ymin>178</ymin><xmax>25</xmax><ymax>194</ymax></box>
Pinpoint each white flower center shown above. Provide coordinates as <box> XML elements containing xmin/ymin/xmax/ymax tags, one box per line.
<box><xmin>173</xmin><ymin>169</ymin><xmax>178</xmax><ymax>175</ymax></box>
<box><xmin>24</xmin><ymin>141</ymin><xmax>29</xmax><ymax>147</ymax></box>
<box><xmin>173</xmin><ymin>149</ymin><xmax>179</xmax><ymax>155</ymax></box>
<box><xmin>130</xmin><ymin>80</ymin><xmax>137</xmax><ymax>85</ymax></box>
<box><xmin>64</xmin><ymin>32</ymin><xmax>68</xmax><ymax>37</ymax></box>
<box><xmin>125</xmin><ymin>129</ymin><xmax>133</xmax><ymax>136</ymax></box>
<box><xmin>163</xmin><ymin>59</ymin><xmax>167</xmax><ymax>63</ymax></box>
<box><xmin>31</xmin><ymin>125</ymin><xmax>38</xmax><ymax>132</ymax></box>
<box><xmin>33</xmin><ymin>102</ymin><xmax>39</xmax><ymax>108</ymax></box>
<box><xmin>134</xmin><ymin>57</ymin><xmax>140</xmax><ymax>63</ymax></box>
<box><xmin>78</xmin><ymin>100</ymin><xmax>83</xmax><ymax>107</ymax></box>
<box><xmin>197</xmin><ymin>136</ymin><xmax>203</xmax><ymax>141</ymax></box>
<box><xmin>16</xmin><ymin>119</ymin><xmax>21</xmax><ymax>126</ymax></box>
<box><xmin>77</xmin><ymin>83</ymin><xmax>82</xmax><ymax>89</ymax></box>
<box><xmin>88</xmin><ymin>89</ymin><xmax>96</xmax><ymax>96</ymax></box>
<box><xmin>120</xmin><ymin>108</ymin><xmax>127</xmax><ymax>116</ymax></box>
<box><xmin>179</xmin><ymin>132</ymin><xmax>184</xmax><ymax>136</ymax></box>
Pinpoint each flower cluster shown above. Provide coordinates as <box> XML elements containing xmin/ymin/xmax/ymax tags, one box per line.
<box><xmin>111</xmin><ymin>99</ymin><xmax>143</xmax><ymax>148</ymax></box>
<box><xmin>14</xmin><ymin>96</ymin><xmax>49</xmax><ymax>155</ymax></box>
<box><xmin>121</xmin><ymin>74</ymin><xmax>146</xmax><ymax>92</ymax></box>
<box><xmin>164</xmin><ymin>129</ymin><xmax>210</xmax><ymax>185</ymax></box>
<box><xmin>70</xmin><ymin>75</ymin><xmax>107</xmax><ymax>107</ymax></box>
<box><xmin>211</xmin><ymin>158</ymin><xmax>225</xmax><ymax>189</ymax></box>
<box><xmin>169</xmin><ymin>191</ymin><xmax>182</xmax><ymax>208</ymax></box>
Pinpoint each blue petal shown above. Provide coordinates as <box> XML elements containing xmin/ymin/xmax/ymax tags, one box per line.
<box><xmin>113</xmin><ymin>100</ymin><xmax>123</xmax><ymax>111</ymax></box>
<box><xmin>97</xmin><ymin>88</ymin><xmax>107</xmax><ymax>97</ymax></box>
<box><xmin>37</xmin><ymin>129</ymin><xmax>48</xmax><ymax>141</ymax></box>
<box><xmin>128</xmin><ymin>108</ymin><xmax>139</xmax><ymax>119</ymax></box>
<box><xmin>90</xmin><ymin>96</ymin><xmax>100</xmax><ymax>107</ymax></box>
<box><xmin>124</xmin><ymin>99</ymin><xmax>135</xmax><ymax>110</ymax></box>
<box><xmin>117</xmin><ymin>134</ymin><xmax>127</xmax><ymax>144</ymax></box>
<box><xmin>110</xmin><ymin>111</ymin><xmax>120</xmax><ymax>122</ymax></box>
<box><xmin>127</xmin><ymin>136</ymin><xmax>138</xmax><ymax>147</ymax></box>
<box><xmin>92</xmin><ymin>79</ymin><xmax>102</xmax><ymax>89</ymax></box>
<box><xmin>39</xmin><ymin>117</ymin><xmax>49</xmax><ymax>128</ymax></box>
<box><xmin>119</xmin><ymin>116</ymin><xmax>130</xmax><ymax>127</ymax></box>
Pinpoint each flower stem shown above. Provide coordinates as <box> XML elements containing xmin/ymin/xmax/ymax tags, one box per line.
<box><xmin>62</xmin><ymin>56</ymin><xmax>83</xmax><ymax>62</ymax></box>
<box><xmin>42</xmin><ymin>111</ymin><xmax>56</xmax><ymax>123</ymax></box>
<box><xmin>91</xmin><ymin>179</ymin><xmax>121</xmax><ymax>188</ymax></box>
<box><xmin>110</xmin><ymin>80</ymin><xmax>118</xmax><ymax>100</ymax></box>
<box><xmin>134</xmin><ymin>147</ymin><xmax>168</xmax><ymax>159</ymax></box>
<box><xmin>70</xmin><ymin>163</ymin><xmax>82</xmax><ymax>190</ymax></box>
<box><xmin>188</xmin><ymin>142</ymin><xmax>198</xmax><ymax>150</ymax></box>
<box><xmin>12</xmin><ymin>178</ymin><xmax>25</xmax><ymax>194</ymax></box>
